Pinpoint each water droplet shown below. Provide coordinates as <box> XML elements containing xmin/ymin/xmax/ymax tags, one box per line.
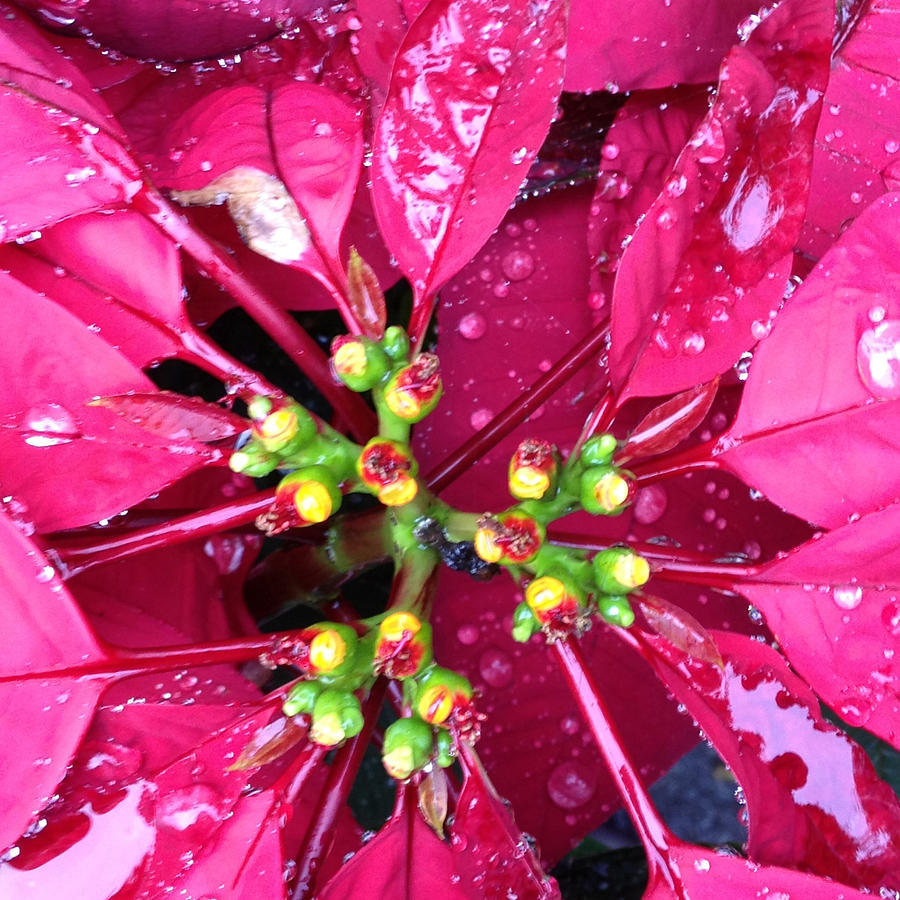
<box><xmin>457</xmin><ymin>624</ymin><xmax>480</xmax><ymax>645</ymax></box>
<box><xmin>833</xmin><ymin>585</ymin><xmax>863</xmax><ymax>610</ymax></box>
<box><xmin>691</xmin><ymin>118</ymin><xmax>726</xmax><ymax>164</ymax></box>
<box><xmin>470</xmin><ymin>408</ymin><xmax>493</xmax><ymax>430</ymax></box>
<box><xmin>694</xmin><ymin>858</ymin><xmax>711</xmax><ymax>872</ymax></box>
<box><xmin>869</xmin><ymin>305</ymin><xmax>887</xmax><ymax>324</ymax></box>
<box><xmin>751</xmin><ymin>319</ymin><xmax>771</xmax><ymax>340</ymax></box>
<box><xmin>478</xmin><ymin>648</ymin><xmax>514</xmax><ymax>688</ymax></box>
<box><xmin>702</xmin><ymin>508</ymin><xmax>716</xmax><ymax>523</ymax></box>
<box><xmin>22</xmin><ymin>403</ymin><xmax>80</xmax><ymax>447</ymax></box>
<box><xmin>36</xmin><ymin>564</ymin><xmax>56</xmax><ymax>583</ymax></box>
<box><xmin>200</xmin><ymin>160</ymin><xmax>213</xmax><ymax>172</ymax></box>
<box><xmin>79</xmin><ymin>741</ymin><xmax>143</xmax><ymax>786</ymax></box>
<box><xmin>458</xmin><ymin>312</ymin><xmax>487</xmax><ymax>340</ymax></box>
<box><xmin>559</xmin><ymin>716</ymin><xmax>580</xmax><ymax>735</ymax></box>
<box><xmin>537</xmin><ymin>359</ymin><xmax>552</xmax><ymax>372</ymax></box>
<box><xmin>588</xmin><ymin>291</ymin><xmax>606</xmax><ymax>310</ymax></box>
<box><xmin>656</xmin><ymin>206</ymin><xmax>677</xmax><ymax>230</ymax></box>
<box><xmin>547</xmin><ymin>761</ymin><xmax>597</xmax><ymax>809</ymax></box>
<box><xmin>664</xmin><ymin>174</ymin><xmax>687</xmax><ymax>198</ymax></box>
<box><xmin>743</xmin><ymin>540</ymin><xmax>762</xmax><ymax>561</ymax></box>
<box><xmin>500</xmin><ymin>250</ymin><xmax>535</xmax><ymax>282</ymax></box>
<box><xmin>601</xmin><ymin>142</ymin><xmax>620</xmax><ymax>160</ymax></box>
<box><xmin>882</xmin><ymin>599</ymin><xmax>900</xmax><ymax>636</ymax></box>
<box><xmin>156</xmin><ymin>783</ymin><xmax>226</xmax><ymax>843</ymax></box>
<box><xmin>510</xmin><ymin>146</ymin><xmax>528</xmax><ymax>165</ymax></box>
<box><xmin>885</xmin><ymin>139</ymin><xmax>900</xmax><ymax>155</ymax></box>
<box><xmin>857</xmin><ymin>320</ymin><xmax>900</xmax><ymax>399</ymax></box>
<box><xmin>633</xmin><ymin>485</ymin><xmax>668</xmax><ymax>524</ymax></box>
<box><xmin>681</xmin><ymin>332</ymin><xmax>705</xmax><ymax>355</ymax></box>
<box><xmin>492</xmin><ymin>282</ymin><xmax>509</xmax><ymax>298</ymax></box>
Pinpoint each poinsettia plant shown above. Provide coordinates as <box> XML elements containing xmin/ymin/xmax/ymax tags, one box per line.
<box><xmin>2</xmin><ymin>0</ymin><xmax>900</xmax><ymax>897</ymax></box>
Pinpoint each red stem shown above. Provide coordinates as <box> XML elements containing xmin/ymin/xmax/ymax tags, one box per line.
<box><xmin>50</xmin><ymin>489</ymin><xmax>277</xmax><ymax>577</ymax></box>
<box><xmin>135</xmin><ymin>187</ymin><xmax>376</xmax><ymax>442</ymax></box>
<box><xmin>0</xmin><ymin>630</ymin><xmax>297</xmax><ymax>684</ymax></box>
<box><xmin>408</xmin><ymin>293</ymin><xmax>436</xmax><ymax>350</ymax></box>
<box><xmin>572</xmin><ymin>384</ymin><xmax>617</xmax><ymax>457</ymax></box>
<box><xmin>649</xmin><ymin>558</ymin><xmax>760</xmax><ymax>593</ymax></box>
<box><xmin>426</xmin><ymin>322</ymin><xmax>611</xmax><ymax>492</ymax></box>
<box><xmin>629</xmin><ymin>437</ymin><xmax>722</xmax><ymax>485</ymax></box>
<box><xmin>552</xmin><ymin>639</ymin><xmax>684</xmax><ymax>894</ymax></box>
<box><xmin>291</xmin><ymin>679</ymin><xmax>388</xmax><ymax>899</ymax></box>
<box><xmin>177</xmin><ymin>324</ymin><xmax>283</xmax><ymax>399</ymax></box>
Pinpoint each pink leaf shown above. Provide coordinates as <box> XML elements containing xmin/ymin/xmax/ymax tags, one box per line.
<box><xmin>162</xmin><ymin>80</ymin><xmax>363</xmax><ymax>309</ymax></box>
<box><xmin>565</xmin><ymin>0</ymin><xmax>763</xmax><ymax>93</ymax></box>
<box><xmin>644</xmin><ymin>840</ymin><xmax>874</xmax><ymax>900</ymax></box>
<box><xmin>609</xmin><ymin>0</ymin><xmax>832</xmax><ymax>399</ymax></box>
<box><xmin>620</xmin><ymin>378</ymin><xmax>719</xmax><ymax>463</ymax></box>
<box><xmin>641</xmin><ymin>630</ymin><xmax>900</xmax><ymax>889</ymax></box>
<box><xmin>801</xmin><ymin>1</ymin><xmax>900</xmax><ymax>259</ymax></box>
<box><xmin>16</xmin><ymin>0</ymin><xmax>321</xmax><ymax>62</ymax></box>
<box><xmin>0</xmin><ymin>8</ymin><xmax>141</xmax><ymax>240</ymax></box>
<box><xmin>451</xmin><ymin>744</ymin><xmax>560</xmax><ymax>899</ymax></box>
<box><xmin>317</xmin><ymin>790</ymin><xmax>476</xmax><ymax>900</ymax></box>
<box><xmin>587</xmin><ymin>88</ymin><xmax>709</xmax><ymax>310</ymax></box>
<box><xmin>90</xmin><ymin>393</ymin><xmax>247</xmax><ymax>443</ymax></box>
<box><xmin>738</xmin><ymin>501</ymin><xmax>900</xmax><ymax>749</ymax></box>
<box><xmin>371</xmin><ymin>0</ymin><xmax>567</xmax><ymax>305</ymax></box>
<box><xmin>720</xmin><ymin>192</ymin><xmax>900</xmax><ymax>528</ymax></box>
<box><xmin>0</xmin><ymin>272</ymin><xmax>216</xmax><ymax>532</ymax></box>
<box><xmin>0</xmin><ymin>513</ymin><xmax>107</xmax><ymax>852</ymax></box>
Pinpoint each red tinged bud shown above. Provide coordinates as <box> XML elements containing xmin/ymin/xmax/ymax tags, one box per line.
<box><xmin>474</xmin><ymin>512</ymin><xmax>544</xmax><ymax>564</ymax></box>
<box><xmin>357</xmin><ymin>438</ymin><xmax>419</xmax><ymax>506</ymax></box>
<box><xmin>383</xmin><ymin>353</ymin><xmax>443</xmax><ymax>422</ymax></box>
<box><xmin>508</xmin><ymin>439</ymin><xmax>559</xmax><ymax>501</ymax></box>
<box><xmin>373</xmin><ymin>611</ymin><xmax>433</xmax><ymax>679</ymax></box>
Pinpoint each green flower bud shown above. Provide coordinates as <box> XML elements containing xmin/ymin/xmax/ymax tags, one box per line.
<box><xmin>331</xmin><ymin>335</ymin><xmax>390</xmax><ymax>392</ymax></box>
<box><xmin>382</xmin><ymin>717</ymin><xmax>433</xmax><ymax>780</ymax></box>
<box><xmin>310</xmin><ymin>690</ymin><xmax>364</xmax><ymax>746</ymax></box>
<box><xmin>250</xmin><ymin>401</ymin><xmax>317</xmax><ymax>454</ymax></box>
<box><xmin>435</xmin><ymin>729</ymin><xmax>455</xmax><ymax>768</ymax></box>
<box><xmin>382</xmin><ymin>325</ymin><xmax>410</xmax><ymax>361</ymax></box>
<box><xmin>414</xmin><ymin>667</ymin><xmax>473</xmax><ymax>727</ymax></box>
<box><xmin>512</xmin><ymin>601</ymin><xmax>540</xmax><ymax>643</ymax></box>
<box><xmin>596</xmin><ymin>595</ymin><xmax>636</xmax><ymax>628</ymax></box>
<box><xmin>592</xmin><ymin>546</ymin><xmax>650</xmax><ymax>595</ymax></box>
<box><xmin>275</xmin><ymin>467</ymin><xmax>342</xmax><ymax>525</ymax></box>
<box><xmin>580</xmin><ymin>465</ymin><xmax>634</xmax><ymax>516</ymax></box>
<box><xmin>228</xmin><ymin>443</ymin><xmax>279</xmax><ymax>477</ymax></box>
<box><xmin>581</xmin><ymin>433</ymin><xmax>619</xmax><ymax>467</ymax></box>
<box><xmin>282</xmin><ymin>680</ymin><xmax>323</xmax><ymax>717</ymax></box>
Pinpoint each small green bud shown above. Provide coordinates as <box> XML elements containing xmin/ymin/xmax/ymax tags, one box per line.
<box><xmin>282</xmin><ymin>680</ymin><xmax>323</xmax><ymax>717</ymax></box>
<box><xmin>228</xmin><ymin>443</ymin><xmax>279</xmax><ymax>477</ymax></box>
<box><xmin>581</xmin><ymin>433</ymin><xmax>619</xmax><ymax>467</ymax></box>
<box><xmin>382</xmin><ymin>325</ymin><xmax>410</xmax><ymax>361</ymax></box>
<box><xmin>596</xmin><ymin>595</ymin><xmax>636</xmax><ymax>628</ymax></box>
<box><xmin>382</xmin><ymin>717</ymin><xmax>433</xmax><ymax>780</ymax></box>
<box><xmin>310</xmin><ymin>690</ymin><xmax>364</xmax><ymax>746</ymax></box>
<box><xmin>512</xmin><ymin>601</ymin><xmax>540</xmax><ymax>643</ymax></box>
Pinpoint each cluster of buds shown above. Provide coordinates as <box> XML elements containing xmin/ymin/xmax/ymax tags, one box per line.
<box><xmin>508</xmin><ymin>439</ymin><xmax>559</xmax><ymax>501</ymax></box>
<box><xmin>229</xmin><ymin>397</ymin><xmax>318</xmax><ymax>478</ymax></box>
<box><xmin>380</xmin><ymin>667</ymin><xmax>478</xmax><ymax>780</ymax></box>
<box><xmin>283</xmin><ymin>682</ymin><xmax>365</xmax><ymax>747</ymax></box>
<box><xmin>357</xmin><ymin>438</ymin><xmax>419</xmax><ymax>506</ymax></box>
<box><xmin>330</xmin><ymin>326</ymin><xmax>443</xmax><ymax>427</ymax></box>
<box><xmin>372</xmin><ymin>611</ymin><xmax>433</xmax><ymax>678</ymax></box>
<box><xmin>474</xmin><ymin>512</ymin><xmax>544</xmax><ymax>565</ymax></box>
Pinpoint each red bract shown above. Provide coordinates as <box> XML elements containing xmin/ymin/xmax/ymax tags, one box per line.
<box><xmin>3</xmin><ymin>0</ymin><xmax>900</xmax><ymax>898</ymax></box>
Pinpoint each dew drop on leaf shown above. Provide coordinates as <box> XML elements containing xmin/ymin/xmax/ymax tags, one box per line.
<box><xmin>470</xmin><ymin>408</ymin><xmax>493</xmax><ymax>430</ymax></box>
<box><xmin>458</xmin><ymin>312</ymin><xmax>487</xmax><ymax>340</ymax></box>
<box><xmin>478</xmin><ymin>648</ymin><xmax>514</xmax><ymax>688</ymax></box>
<box><xmin>500</xmin><ymin>250</ymin><xmax>535</xmax><ymax>281</ymax></box>
<box><xmin>22</xmin><ymin>403</ymin><xmax>80</xmax><ymax>447</ymax></box>
<box><xmin>156</xmin><ymin>783</ymin><xmax>226</xmax><ymax>842</ymax></box>
<box><xmin>832</xmin><ymin>585</ymin><xmax>863</xmax><ymax>610</ymax></box>
<box><xmin>857</xmin><ymin>320</ymin><xmax>900</xmax><ymax>399</ymax></box>
<box><xmin>546</xmin><ymin>760</ymin><xmax>597</xmax><ymax>809</ymax></box>
<box><xmin>633</xmin><ymin>485</ymin><xmax>668</xmax><ymax>524</ymax></box>
<box><xmin>457</xmin><ymin>624</ymin><xmax>480</xmax><ymax>645</ymax></box>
